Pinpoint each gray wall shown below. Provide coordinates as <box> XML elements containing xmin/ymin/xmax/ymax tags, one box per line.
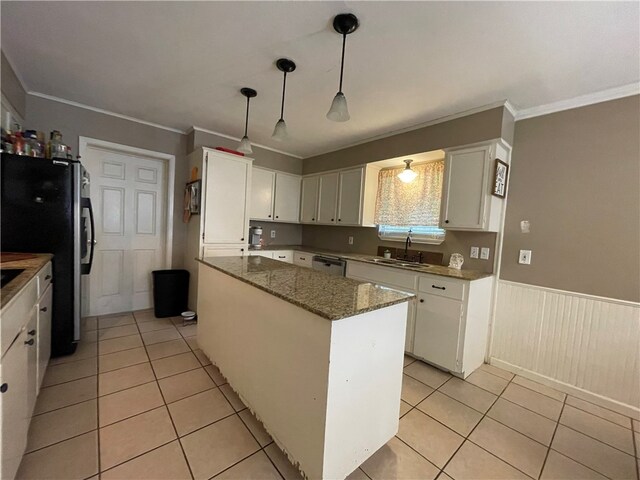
<box><xmin>26</xmin><ymin>94</ymin><xmax>189</xmax><ymax>267</ymax></box>
<box><xmin>303</xmin><ymin>106</ymin><xmax>508</xmax><ymax>175</ymax></box>
<box><xmin>302</xmin><ymin>225</ymin><xmax>497</xmax><ymax>273</ymax></box>
<box><xmin>190</xmin><ymin>129</ymin><xmax>302</xmax><ymax>175</ymax></box>
<box><xmin>1</xmin><ymin>51</ymin><xmax>26</xmax><ymax>119</ymax></box>
<box><xmin>250</xmin><ymin>221</ymin><xmax>302</xmax><ymax>247</ymax></box>
<box><xmin>501</xmin><ymin>95</ymin><xmax>640</xmax><ymax>302</ymax></box>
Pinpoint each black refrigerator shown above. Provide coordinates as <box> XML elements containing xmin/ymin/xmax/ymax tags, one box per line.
<box><xmin>1</xmin><ymin>153</ymin><xmax>95</xmax><ymax>356</ymax></box>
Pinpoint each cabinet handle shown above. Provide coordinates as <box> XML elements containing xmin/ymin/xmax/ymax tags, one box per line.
<box><xmin>0</xmin><ymin>383</ymin><xmax>7</xmax><ymax>393</ymax></box>
<box><xmin>432</xmin><ymin>285</ymin><xmax>446</xmax><ymax>290</ymax></box>
<box><xmin>312</xmin><ymin>218</ymin><xmax>315</xmax><ymax>221</ymax></box>
<box><xmin>45</xmin><ymin>274</ymin><xmax>52</xmax><ymax>280</ymax></box>
<box><xmin>419</xmin><ymin>299</ymin><xmax>424</xmax><ymax>303</ymax></box>
<box><xmin>241</xmin><ymin>238</ymin><xmax>244</xmax><ymax>241</ymax></box>
<box><xmin>28</xmin><ymin>329</ymin><xmax>36</xmax><ymax>336</ymax></box>
<box><xmin>338</xmin><ymin>219</ymin><xmax>341</xmax><ymax>222</ymax></box>
<box><xmin>268</xmin><ymin>215</ymin><xmax>271</xmax><ymax>218</ymax></box>
<box><xmin>278</xmin><ymin>256</ymin><xmax>285</xmax><ymax>259</ymax></box>
<box><xmin>275</xmin><ymin>215</ymin><xmax>279</xmax><ymax>219</ymax></box>
<box><xmin>25</xmin><ymin>339</ymin><xmax>35</xmax><ymax>346</ymax></box>
<box><xmin>40</xmin><ymin>306</ymin><xmax>48</xmax><ymax>312</ymax></box>
<box><xmin>331</xmin><ymin>218</ymin><xmax>334</xmax><ymax>221</ymax></box>
<box><xmin>444</xmin><ymin>220</ymin><xmax>449</xmax><ymax>224</ymax></box>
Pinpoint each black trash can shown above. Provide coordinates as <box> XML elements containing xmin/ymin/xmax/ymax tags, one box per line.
<box><xmin>152</xmin><ymin>269</ymin><xmax>190</xmax><ymax>318</ymax></box>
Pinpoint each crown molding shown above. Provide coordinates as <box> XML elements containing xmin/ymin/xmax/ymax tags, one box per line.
<box><xmin>191</xmin><ymin>126</ymin><xmax>303</xmax><ymax>159</ymax></box>
<box><xmin>307</xmin><ymin>100</ymin><xmax>513</xmax><ymax>159</ymax></box>
<box><xmin>28</xmin><ymin>92</ymin><xmax>185</xmax><ymax>134</ymax></box>
<box><xmin>515</xmin><ymin>83</ymin><xmax>640</xmax><ymax>121</ymax></box>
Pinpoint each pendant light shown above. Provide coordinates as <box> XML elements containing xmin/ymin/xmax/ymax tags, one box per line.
<box><xmin>398</xmin><ymin>159</ymin><xmax>418</xmax><ymax>183</ymax></box>
<box><xmin>272</xmin><ymin>58</ymin><xmax>296</xmax><ymax>141</ymax></box>
<box><xmin>238</xmin><ymin>87</ymin><xmax>257</xmax><ymax>154</ymax></box>
<box><xmin>326</xmin><ymin>13</ymin><xmax>359</xmax><ymax>122</ymax></box>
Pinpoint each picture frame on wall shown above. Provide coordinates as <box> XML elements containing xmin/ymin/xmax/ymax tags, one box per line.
<box><xmin>492</xmin><ymin>159</ymin><xmax>509</xmax><ymax>198</ymax></box>
<box><xmin>186</xmin><ymin>179</ymin><xmax>201</xmax><ymax>214</ymax></box>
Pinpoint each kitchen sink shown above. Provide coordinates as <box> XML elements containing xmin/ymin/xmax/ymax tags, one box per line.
<box><xmin>1</xmin><ymin>269</ymin><xmax>25</xmax><ymax>288</ymax></box>
<box><xmin>370</xmin><ymin>258</ymin><xmax>429</xmax><ymax>269</ymax></box>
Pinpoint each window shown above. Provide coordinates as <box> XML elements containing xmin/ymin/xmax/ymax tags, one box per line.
<box><xmin>374</xmin><ymin>160</ymin><xmax>446</xmax><ymax>245</ymax></box>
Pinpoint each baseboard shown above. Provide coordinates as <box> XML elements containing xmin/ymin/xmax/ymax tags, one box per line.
<box><xmin>489</xmin><ymin>357</ymin><xmax>640</xmax><ymax>420</ymax></box>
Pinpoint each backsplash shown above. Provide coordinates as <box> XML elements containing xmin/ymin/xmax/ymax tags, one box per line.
<box><xmin>249</xmin><ymin>221</ymin><xmax>302</xmax><ymax>246</ymax></box>
<box><xmin>301</xmin><ymin>225</ymin><xmax>497</xmax><ymax>273</ymax></box>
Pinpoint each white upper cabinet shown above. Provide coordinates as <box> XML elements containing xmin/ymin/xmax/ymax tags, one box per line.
<box><xmin>250</xmin><ymin>168</ymin><xmax>276</xmax><ymax>221</ymax></box>
<box><xmin>440</xmin><ymin>140</ymin><xmax>510</xmax><ymax>232</ymax></box>
<box><xmin>337</xmin><ymin>169</ymin><xmax>363</xmax><ymax>225</ymax></box>
<box><xmin>273</xmin><ymin>173</ymin><xmax>301</xmax><ymax>223</ymax></box>
<box><xmin>250</xmin><ymin>168</ymin><xmax>300</xmax><ymax>223</ymax></box>
<box><xmin>203</xmin><ymin>151</ymin><xmax>252</xmax><ymax>244</ymax></box>
<box><xmin>317</xmin><ymin>173</ymin><xmax>339</xmax><ymax>224</ymax></box>
<box><xmin>300</xmin><ymin>176</ymin><xmax>319</xmax><ymax>223</ymax></box>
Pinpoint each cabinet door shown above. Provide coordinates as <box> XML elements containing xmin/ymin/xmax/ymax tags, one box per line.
<box><xmin>202</xmin><ymin>245</ymin><xmax>246</xmax><ymax>257</ymax></box>
<box><xmin>300</xmin><ymin>176</ymin><xmax>319</xmax><ymax>223</ymax></box>
<box><xmin>441</xmin><ymin>145</ymin><xmax>491</xmax><ymax>230</ymax></box>
<box><xmin>37</xmin><ymin>284</ymin><xmax>53</xmax><ymax>392</ymax></box>
<box><xmin>413</xmin><ymin>294</ymin><xmax>463</xmax><ymax>372</ymax></box>
<box><xmin>1</xmin><ymin>329</ymin><xmax>29</xmax><ymax>480</ymax></box>
<box><xmin>293</xmin><ymin>251</ymin><xmax>313</xmax><ymax>268</ymax></box>
<box><xmin>25</xmin><ymin>308</ymin><xmax>38</xmax><ymax>417</ymax></box>
<box><xmin>273</xmin><ymin>173</ymin><xmax>301</xmax><ymax>223</ymax></box>
<box><xmin>204</xmin><ymin>154</ymin><xmax>251</xmax><ymax>243</ymax></box>
<box><xmin>317</xmin><ymin>173</ymin><xmax>339</xmax><ymax>224</ymax></box>
<box><xmin>250</xmin><ymin>168</ymin><xmax>275</xmax><ymax>221</ymax></box>
<box><xmin>337</xmin><ymin>168</ymin><xmax>363</xmax><ymax>225</ymax></box>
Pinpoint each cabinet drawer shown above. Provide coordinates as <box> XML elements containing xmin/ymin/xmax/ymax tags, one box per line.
<box><xmin>37</xmin><ymin>262</ymin><xmax>53</xmax><ymax>298</ymax></box>
<box><xmin>1</xmin><ymin>278</ymin><xmax>37</xmax><ymax>358</ymax></box>
<box><xmin>272</xmin><ymin>251</ymin><xmax>293</xmax><ymax>263</ymax></box>
<box><xmin>293</xmin><ymin>251</ymin><xmax>313</xmax><ymax>268</ymax></box>
<box><xmin>418</xmin><ymin>275</ymin><xmax>465</xmax><ymax>300</ymax></box>
<box><xmin>346</xmin><ymin>261</ymin><xmax>417</xmax><ymax>291</ymax></box>
<box><xmin>248</xmin><ymin>251</ymin><xmax>274</xmax><ymax>258</ymax></box>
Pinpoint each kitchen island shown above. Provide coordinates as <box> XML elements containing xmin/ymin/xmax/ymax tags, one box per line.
<box><xmin>196</xmin><ymin>256</ymin><xmax>413</xmax><ymax>480</ymax></box>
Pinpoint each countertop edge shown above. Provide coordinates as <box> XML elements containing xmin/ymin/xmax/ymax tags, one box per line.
<box><xmin>196</xmin><ymin>257</ymin><xmax>414</xmax><ymax>321</ymax></box>
<box><xmin>1</xmin><ymin>253</ymin><xmax>54</xmax><ymax>311</ymax></box>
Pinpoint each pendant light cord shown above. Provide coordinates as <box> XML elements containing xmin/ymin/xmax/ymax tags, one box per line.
<box><xmin>244</xmin><ymin>96</ymin><xmax>250</xmax><ymax>136</ymax></box>
<box><xmin>280</xmin><ymin>72</ymin><xmax>287</xmax><ymax>120</ymax></box>
<box><xmin>338</xmin><ymin>33</ymin><xmax>346</xmax><ymax>93</ymax></box>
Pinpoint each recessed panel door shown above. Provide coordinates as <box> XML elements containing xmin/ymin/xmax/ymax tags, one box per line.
<box><xmin>84</xmin><ymin>147</ymin><xmax>167</xmax><ymax>315</ymax></box>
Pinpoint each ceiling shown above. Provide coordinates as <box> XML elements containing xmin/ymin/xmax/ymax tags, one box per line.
<box><xmin>2</xmin><ymin>1</ymin><xmax>638</xmax><ymax>159</ymax></box>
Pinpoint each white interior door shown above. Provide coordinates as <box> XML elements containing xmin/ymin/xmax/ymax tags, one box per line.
<box><xmin>83</xmin><ymin>145</ymin><xmax>168</xmax><ymax>315</ymax></box>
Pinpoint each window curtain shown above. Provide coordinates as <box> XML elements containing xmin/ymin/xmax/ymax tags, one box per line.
<box><xmin>374</xmin><ymin>160</ymin><xmax>444</xmax><ymax>226</ymax></box>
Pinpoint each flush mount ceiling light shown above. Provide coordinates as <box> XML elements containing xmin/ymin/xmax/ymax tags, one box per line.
<box><xmin>238</xmin><ymin>87</ymin><xmax>257</xmax><ymax>154</ymax></box>
<box><xmin>326</xmin><ymin>13</ymin><xmax>359</xmax><ymax>122</ymax></box>
<box><xmin>398</xmin><ymin>159</ymin><xmax>418</xmax><ymax>183</ymax></box>
<box><xmin>272</xmin><ymin>58</ymin><xmax>296</xmax><ymax>142</ymax></box>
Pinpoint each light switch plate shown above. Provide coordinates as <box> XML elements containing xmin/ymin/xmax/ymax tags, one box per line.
<box><xmin>480</xmin><ymin>247</ymin><xmax>490</xmax><ymax>260</ymax></box>
<box><xmin>519</xmin><ymin>250</ymin><xmax>532</xmax><ymax>265</ymax></box>
<box><xmin>470</xmin><ymin>247</ymin><xmax>479</xmax><ymax>259</ymax></box>
<box><xmin>270</xmin><ymin>230</ymin><xmax>276</xmax><ymax>239</ymax></box>
<box><xmin>348</xmin><ymin>236</ymin><xmax>354</xmax><ymax>245</ymax></box>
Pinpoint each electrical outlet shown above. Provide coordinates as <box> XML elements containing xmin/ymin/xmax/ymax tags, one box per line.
<box><xmin>518</xmin><ymin>250</ymin><xmax>532</xmax><ymax>265</ymax></box>
<box><xmin>270</xmin><ymin>230</ymin><xmax>276</xmax><ymax>239</ymax></box>
<box><xmin>470</xmin><ymin>247</ymin><xmax>479</xmax><ymax>259</ymax></box>
<box><xmin>348</xmin><ymin>236</ymin><xmax>354</xmax><ymax>245</ymax></box>
<box><xmin>480</xmin><ymin>247</ymin><xmax>490</xmax><ymax>260</ymax></box>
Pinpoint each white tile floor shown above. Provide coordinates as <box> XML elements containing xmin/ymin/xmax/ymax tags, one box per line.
<box><xmin>16</xmin><ymin>310</ymin><xmax>640</xmax><ymax>479</ymax></box>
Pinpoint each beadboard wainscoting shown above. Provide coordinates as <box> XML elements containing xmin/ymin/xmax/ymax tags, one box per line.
<box><xmin>490</xmin><ymin>280</ymin><xmax>640</xmax><ymax>418</ymax></box>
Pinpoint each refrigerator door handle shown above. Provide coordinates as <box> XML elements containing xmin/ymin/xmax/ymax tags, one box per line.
<box><xmin>81</xmin><ymin>197</ymin><xmax>95</xmax><ymax>274</ymax></box>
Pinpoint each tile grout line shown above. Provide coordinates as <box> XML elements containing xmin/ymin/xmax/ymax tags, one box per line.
<box><xmin>537</xmin><ymin>388</ymin><xmax>567</xmax><ymax>479</ymax></box>
<box><xmin>132</xmin><ymin>310</ymin><xmax>196</xmax><ymax>480</ymax></box>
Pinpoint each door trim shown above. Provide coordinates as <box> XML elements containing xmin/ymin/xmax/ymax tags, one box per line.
<box><xmin>78</xmin><ymin>137</ymin><xmax>175</xmax><ymax>268</ymax></box>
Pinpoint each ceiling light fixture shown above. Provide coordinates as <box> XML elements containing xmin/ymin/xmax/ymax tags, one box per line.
<box><xmin>272</xmin><ymin>58</ymin><xmax>296</xmax><ymax>141</ymax></box>
<box><xmin>397</xmin><ymin>159</ymin><xmax>418</xmax><ymax>183</ymax></box>
<box><xmin>238</xmin><ymin>87</ymin><xmax>257</xmax><ymax>154</ymax></box>
<box><xmin>326</xmin><ymin>13</ymin><xmax>359</xmax><ymax>122</ymax></box>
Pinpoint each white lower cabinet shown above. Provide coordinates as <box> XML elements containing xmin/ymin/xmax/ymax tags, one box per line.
<box><xmin>346</xmin><ymin>260</ymin><xmax>493</xmax><ymax>377</ymax></box>
<box><xmin>293</xmin><ymin>251</ymin><xmax>313</xmax><ymax>268</ymax></box>
<box><xmin>202</xmin><ymin>244</ymin><xmax>246</xmax><ymax>257</ymax></box>
<box><xmin>1</xmin><ymin>261</ymin><xmax>52</xmax><ymax>480</ymax></box>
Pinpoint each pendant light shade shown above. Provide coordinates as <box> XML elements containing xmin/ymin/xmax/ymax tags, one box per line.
<box><xmin>237</xmin><ymin>87</ymin><xmax>257</xmax><ymax>154</ymax></box>
<box><xmin>272</xmin><ymin>58</ymin><xmax>296</xmax><ymax>142</ymax></box>
<box><xmin>326</xmin><ymin>13</ymin><xmax>359</xmax><ymax>122</ymax></box>
<box><xmin>398</xmin><ymin>159</ymin><xmax>418</xmax><ymax>183</ymax></box>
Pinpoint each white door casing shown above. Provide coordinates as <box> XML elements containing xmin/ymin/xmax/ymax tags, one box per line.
<box><xmin>79</xmin><ymin>138</ymin><xmax>174</xmax><ymax>316</ymax></box>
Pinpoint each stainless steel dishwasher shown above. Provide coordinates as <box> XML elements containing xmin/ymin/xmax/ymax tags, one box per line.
<box><xmin>311</xmin><ymin>255</ymin><xmax>346</xmax><ymax>276</ymax></box>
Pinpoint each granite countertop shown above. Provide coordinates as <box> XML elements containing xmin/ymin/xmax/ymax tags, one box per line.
<box><xmin>250</xmin><ymin>245</ymin><xmax>492</xmax><ymax>281</ymax></box>
<box><xmin>1</xmin><ymin>253</ymin><xmax>53</xmax><ymax>310</ymax></box>
<box><xmin>198</xmin><ymin>256</ymin><xmax>414</xmax><ymax>321</ymax></box>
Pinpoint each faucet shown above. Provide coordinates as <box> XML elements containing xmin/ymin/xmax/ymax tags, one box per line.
<box><xmin>404</xmin><ymin>233</ymin><xmax>412</xmax><ymax>259</ymax></box>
